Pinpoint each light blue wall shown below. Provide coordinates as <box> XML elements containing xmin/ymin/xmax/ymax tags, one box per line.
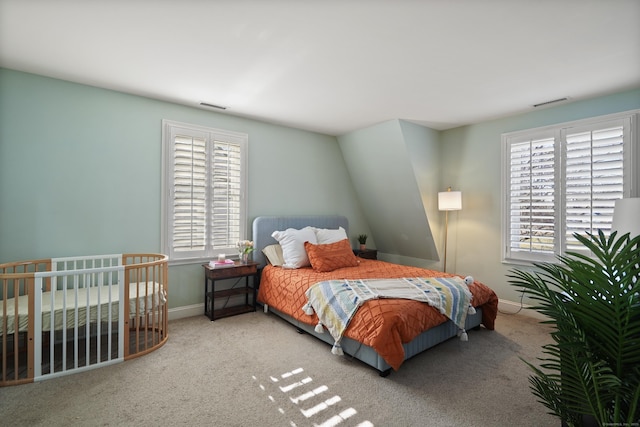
<box><xmin>338</xmin><ymin>119</ymin><xmax>439</xmax><ymax>264</ymax></box>
<box><xmin>440</xmin><ymin>88</ymin><xmax>640</xmax><ymax>303</ymax></box>
<box><xmin>399</xmin><ymin>119</ymin><xmax>441</xmax><ymax>265</ymax></box>
<box><xmin>0</xmin><ymin>68</ymin><xmax>369</xmax><ymax>309</ymax></box>
<box><xmin>2</xmin><ymin>68</ymin><xmax>638</xmax><ymax>309</ymax></box>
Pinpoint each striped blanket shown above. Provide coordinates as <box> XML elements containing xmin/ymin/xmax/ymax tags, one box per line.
<box><xmin>303</xmin><ymin>277</ymin><xmax>474</xmax><ymax>355</ymax></box>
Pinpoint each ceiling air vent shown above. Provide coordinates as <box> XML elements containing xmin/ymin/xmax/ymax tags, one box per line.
<box><xmin>199</xmin><ymin>102</ymin><xmax>227</xmax><ymax>110</ymax></box>
<box><xmin>533</xmin><ymin>97</ymin><xmax>569</xmax><ymax>108</ymax></box>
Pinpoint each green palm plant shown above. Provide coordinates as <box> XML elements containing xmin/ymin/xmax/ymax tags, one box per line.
<box><xmin>507</xmin><ymin>230</ymin><xmax>640</xmax><ymax>426</ymax></box>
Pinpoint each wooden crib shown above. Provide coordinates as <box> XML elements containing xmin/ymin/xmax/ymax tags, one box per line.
<box><xmin>0</xmin><ymin>253</ymin><xmax>168</xmax><ymax>386</ymax></box>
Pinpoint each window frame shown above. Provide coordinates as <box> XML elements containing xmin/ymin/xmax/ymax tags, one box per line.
<box><xmin>161</xmin><ymin>120</ymin><xmax>249</xmax><ymax>265</ymax></box>
<box><xmin>501</xmin><ymin>110</ymin><xmax>639</xmax><ymax>265</ymax></box>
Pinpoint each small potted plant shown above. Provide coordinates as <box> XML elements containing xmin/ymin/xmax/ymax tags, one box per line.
<box><xmin>357</xmin><ymin>234</ymin><xmax>368</xmax><ymax>251</ymax></box>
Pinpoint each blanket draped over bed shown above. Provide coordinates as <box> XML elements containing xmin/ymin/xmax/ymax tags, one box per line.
<box><xmin>303</xmin><ymin>277</ymin><xmax>474</xmax><ymax>355</ymax></box>
<box><xmin>258</xmin><ymin>258</ymin><xmax>499</xmax><ymax>371</ymax></box>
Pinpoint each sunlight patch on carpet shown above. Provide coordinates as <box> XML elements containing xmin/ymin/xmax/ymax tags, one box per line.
<box><xmin>252</xmin><ymin>367</ymin><xmax>374</xmax><ymax>427</ymax></box>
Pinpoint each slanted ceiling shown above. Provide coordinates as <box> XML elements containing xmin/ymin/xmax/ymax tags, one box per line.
<box><xmin>1</xmin><ymin>1</ymin><xmax>638</xmax><ymax>136</ymax></box>
<box><xmin>339</xmin><ymin>120</ymin><xmax>441</xmax><ymax>260</ymax></box>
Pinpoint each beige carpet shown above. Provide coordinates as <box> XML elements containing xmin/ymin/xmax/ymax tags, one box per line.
<box><xmin>0</xmin><ymin>311</ymin><xmax>557</xmax><ymax>426</ymax></box>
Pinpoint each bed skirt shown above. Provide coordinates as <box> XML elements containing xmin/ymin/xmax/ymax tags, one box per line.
<box><xmin>263</xmin><ymin>303</ymin><xmax>483</xmax><ymax>375</ymax></box>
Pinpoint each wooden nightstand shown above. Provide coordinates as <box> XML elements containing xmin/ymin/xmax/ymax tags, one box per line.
<box><xmin>202</xmin><ymin>261</ymin><xmax>259</xmax><ymax>321</ymax></box>
<box><xmin>353</xmin><ymin>249</ymin><xmax>377</xmax><ymax>260</ymax></box>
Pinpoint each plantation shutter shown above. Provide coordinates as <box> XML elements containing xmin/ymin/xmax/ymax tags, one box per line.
<box><xmin>503</xmin><ymin>111</ymin><xmax>635</xmax><ymax>264</ymax></box>
<box><xmin>210</xmin><ymin>140</ymin><xmax>241</xmax><ymax>249</ymax></box>
<box><xmin>507</xmin><ymin>134</ymin><xmax>556</xmax><ymax>261</ymax></box>
<box><xmin>173</xmin><ymin>134</ymin><xmax>207</xmax><ymax>254</ymax></box>
<box><xmin>162</xmin><ymin>120</ymin><xmax>248</xmax><ymax>263</ymax></box>
<box><xmin>564</xmin><ymin>121</ymin><xmax>625</xmax><ymax>251</ymax></box>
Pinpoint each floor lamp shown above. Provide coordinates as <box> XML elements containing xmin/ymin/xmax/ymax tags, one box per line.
<box><xmin>438</xmin><ymin>187</ymin><xmax>462</xmax><ymax>273</ymax></box>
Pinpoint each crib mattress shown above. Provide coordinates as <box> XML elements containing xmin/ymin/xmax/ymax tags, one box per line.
<box><xmin>0</xmin><ymin>282</ymin><xmax>166</xmax><ymax>336</ymax></box>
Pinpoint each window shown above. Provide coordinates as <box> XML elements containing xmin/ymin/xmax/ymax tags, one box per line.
<box><xmin>161</xmin><ymin>120</ymin><xmax>248</xmax><ymax>264</ymax></box>
<box><xmin>502</xmin><ymin>111</ymin><xmax>639</xmax><ymax>264</ymax></box>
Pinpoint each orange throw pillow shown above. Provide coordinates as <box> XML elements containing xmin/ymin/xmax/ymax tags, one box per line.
<box><xmin>304</xmin><ymin>239</ymin><xmax>359</xmax><ymax>272</ymax></box>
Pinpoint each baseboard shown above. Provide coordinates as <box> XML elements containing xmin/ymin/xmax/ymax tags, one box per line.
<box><xmin>498</xmin><ymin>298</ymin><xmax>548</xmax><ymax>321</ymax></box>
<box><xmin>168</xmin><ymin>304</ymin><xmax>203</xmax><ymax>321</ymax></box>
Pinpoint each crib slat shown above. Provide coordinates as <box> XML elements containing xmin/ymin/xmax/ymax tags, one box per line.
<box><xmin>118</xmin><ymin>269</ymin><xmax>125</xmax><ymax>360</ymax></box>
<box><xmin>27</xmin><ymin>279</ymin><xmax>35</xmax><ymax>382</ymax></box>
<box><xmin>83</xmin><ymin>273</ymin><xmax>89</xmax><ymax>370</ymax></box>
<box><xmin>61</xmin><ymin>275</ymin><xmax>68</xmax><ymax>372</ymax></box>
<box><xmin>97</xmin><ymin>272</ymin><xmax>102</xmax><ymax>364</ymax></box>
<box><xmin>33</xmin><ymin>277</ymin><xmax>42</xmax><ymax>379</ymax></box>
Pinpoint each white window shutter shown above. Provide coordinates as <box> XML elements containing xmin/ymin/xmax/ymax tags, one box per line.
<box><xmin>507</xmin><ymin>135</ymin><xmax>556</xmax><ymax>260</ymax></box>
<box><xmin>564</xmin><ymin>122</ymin><xmax>625</xmax><ymax>251</ymax></box>
<box><xmin>502</xmin><ymin>111</ymin><xmax>636</xmax><ymax>264</ymax></box>
<box><xmin>172</xmin><ymin>134</ymin><xmax>208</xmax><ymax>256</ymax></box>
<box><xmin>162</xmin><ymin>120</ymin><xmax>248</xmax><ymax>263</ymax></box>
<box><xmin>210</xmin><ymin>140</ymin><xmax>242</xmax><ymax>249</ymax></box>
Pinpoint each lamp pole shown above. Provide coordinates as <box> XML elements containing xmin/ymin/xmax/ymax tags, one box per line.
<box><xmin>443</xmin><ymin>208</ymin><xmax>450</xmax><ymax>272</ymax></box>
<box><xmin>438</xmin><ymin>187</ymin><xmax>462</xmax><ymax>273</ymax></box>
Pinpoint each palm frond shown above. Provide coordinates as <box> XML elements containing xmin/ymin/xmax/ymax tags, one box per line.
<box><xmin>508</xmin><ymin>231</ymin><xmax>640</xmax><ymax>424</ymax></box>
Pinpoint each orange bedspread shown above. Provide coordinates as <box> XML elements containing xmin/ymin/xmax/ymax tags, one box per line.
<box><xmin>258</xmin><ymin>259</ymin><xmax>498</xmax><ymax>371</ymax></box>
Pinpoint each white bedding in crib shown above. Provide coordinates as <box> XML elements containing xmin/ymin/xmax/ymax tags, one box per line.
<box><xmin>0</xmin><ymin>282</ymin><xmax>166</xmax><ymax>336</ymax></box>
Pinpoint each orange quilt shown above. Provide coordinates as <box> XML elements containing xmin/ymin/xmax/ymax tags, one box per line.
<box><xmin>258</xmin><ymin>259</ymin><xmax>498</xmax><ymax>371</ymax></box>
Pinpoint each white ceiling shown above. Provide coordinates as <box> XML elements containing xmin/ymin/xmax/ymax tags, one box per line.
<box><xmin>1</xmin><ymin>0</ymin><xmax>639</xmax><ymax>136</ymax></box>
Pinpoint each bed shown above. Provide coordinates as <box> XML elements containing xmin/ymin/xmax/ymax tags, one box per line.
<box><xmin>253</xmin><ymin>215</ymin><xmax>498</xmax><ymax>376</ymax></box>
<box><xmin>1</xmin><ymin>253</ymin><xmax>168</xmax><ymax>386</ymax></box>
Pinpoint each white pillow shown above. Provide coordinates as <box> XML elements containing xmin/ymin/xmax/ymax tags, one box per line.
<box><xmin>271</xmin><ymin>227</ymin><xmax>318</xmax><ymax>269</ymax></box>
<box><xmin>313</xmin><ymin>226</ymin><xmax>348</xmax><ymax>244</ymax></box>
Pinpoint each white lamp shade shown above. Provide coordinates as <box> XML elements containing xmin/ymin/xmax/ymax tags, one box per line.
<box><xmin>438</xmin><ymin>191</ymin><xmax>462</xmax><ymax>211</ymax></box>
<box><xmin>612</xmin><ymin>198</ymin><xmax>640</xmax><ymax>238</ymax></box>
